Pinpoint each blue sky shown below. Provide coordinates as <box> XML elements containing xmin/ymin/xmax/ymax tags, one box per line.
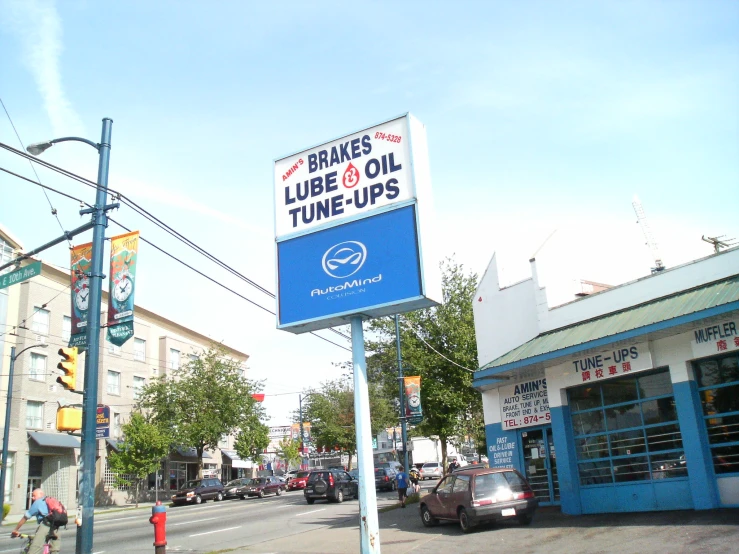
<box><xmin>1</xmin><ymin>0</ymin><xmax>737</xmax><ymax>423</ymax></box>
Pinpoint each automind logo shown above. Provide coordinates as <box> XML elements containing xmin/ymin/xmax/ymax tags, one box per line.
<box><xmin>313</xmin><ymin>240</ymin><xmax>382</xmax><ymax>298</ymax></box>
<box><xmin>322</xmin><ymin>241</ymin><xmax>367</xmax><ymax>278</ymax></box>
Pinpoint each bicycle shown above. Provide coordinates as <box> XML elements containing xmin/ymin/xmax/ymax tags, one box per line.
<box><xmin>13</xmin><ymin>531</ymin><xmax>57</xmax><ymax>554</ymax></box>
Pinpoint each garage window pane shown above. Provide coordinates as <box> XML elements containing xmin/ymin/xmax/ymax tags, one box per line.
<box><xmin>613</xmin><ymin>456</ymin><xmax>650</xmax><ymax>482</ymax></box>
<box><xmin>572</xmin><ymin>410</ymin><xmax>606</xmax><ymax>435</ymax></box>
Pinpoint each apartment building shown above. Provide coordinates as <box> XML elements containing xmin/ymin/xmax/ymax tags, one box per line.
<box><xmin>0</xmin><ymin>226</ymin><xmax>249</xmax><ymax>515</ymax></box>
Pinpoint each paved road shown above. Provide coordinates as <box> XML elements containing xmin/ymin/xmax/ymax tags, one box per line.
<box><xmin>0</xmin><ymin>487</ymin><xmax>407</xmax><ymax>554</ymax></box>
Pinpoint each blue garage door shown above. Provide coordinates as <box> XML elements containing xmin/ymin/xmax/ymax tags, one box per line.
<box><xmin>569</xmin><ymin>368</ymin><xmax>693</xmax><ymax>513</ymax></box>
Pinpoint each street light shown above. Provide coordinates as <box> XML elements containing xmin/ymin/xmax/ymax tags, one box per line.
<box><xmin>1</xmin><ymin>343</ymin><xmax>48</xmax><ymax>512</ymax></box>
<box><xmin>27</xmin><ymin>118</ymin><xmax>113</xmax><ymax>554</ymax></box>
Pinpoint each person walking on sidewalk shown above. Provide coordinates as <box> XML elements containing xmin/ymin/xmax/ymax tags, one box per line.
<box><xmin>396</xmin><ymin>466</ymin><xmax>409</xmax><ymax>508</ymax></box>
<box><xmin>11</xmin><ymin>488</ymin><xmax>61</xmax><ymax>554</ymax></box>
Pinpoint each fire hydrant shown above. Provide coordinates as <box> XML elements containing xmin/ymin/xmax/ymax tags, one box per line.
<box><xmin>149</xmin><ymin>500</ymin><xmax>167</xmax><ymax>554</ymax></box>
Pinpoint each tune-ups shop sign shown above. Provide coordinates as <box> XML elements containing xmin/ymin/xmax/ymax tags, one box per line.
<box><xmin>274</xmin><ymin>114</ymin><xmax>441</xmax><ymax>333</ymax></box>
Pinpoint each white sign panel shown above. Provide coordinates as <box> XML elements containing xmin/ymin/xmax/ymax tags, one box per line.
<box><xmin>499</xmin><ymin>378</ymin><xmax>551</xmax><ymax>430</ymax></box>
<box><xmin>274</xmin><ymin>115</ymin><xmax>424</xmax><ymax>239</ymax></box>
<box><xmin>555</xmin><ymin>343</ymin><xmax>653</xmax><ymax>388</ymax></box>
<box><xmin>691</xmin><ymin>319</ymin><xmax>739</xmax><ymax>359</ymax></box>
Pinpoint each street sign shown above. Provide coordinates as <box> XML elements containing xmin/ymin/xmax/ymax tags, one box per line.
<box><xmin>96</xmin><ymin>405</ymin><xmax>110</xmax><ymax>439</ymax></box>
<box><xmin>0</xmin><ymin>261</ymin><xmax>41</xmax><ymax>290</ymax></box>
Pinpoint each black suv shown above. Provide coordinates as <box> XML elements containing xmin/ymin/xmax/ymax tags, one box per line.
<box><xmin>304</xmin><ymin>469</ymin><xmax>358</xmax><ymax>504</ymax></box>
<box><xmin>374</xmin><ymin>468</ymin><xmax>397</xmax><ymax>491</ymax></box>
<box><xmin>171</xmin><ymin>478</ymin><xmax>224</xmax><ymax>505</ymax></box>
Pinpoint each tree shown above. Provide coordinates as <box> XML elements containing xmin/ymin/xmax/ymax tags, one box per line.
<box><xmin>107</xmin><ymin>412</ymin><xmax>169</xmax><ymax>507</ymax></box>
<box><xmin>234</xmin><ymin>412</ymin><xmax>270</xmax><ymax>471</ymax></box>
<box><xmin>137</xmin><ymin>346</ymin><xmax>266</xmax><ymax>478</ymax></box>
<box><xmin>276</xmin><ymin>436</ymin><xmax>301</xmax><ymax>470</ymax></box>
<box><xmin>365</xmin><ymin>258</ymin><xmax>482</xmax><ymax>470</ymax></box>
<box><xmin>303</xmin><ymin>376</ymin><xmax>395</xmax><ymax>470</ymax></box>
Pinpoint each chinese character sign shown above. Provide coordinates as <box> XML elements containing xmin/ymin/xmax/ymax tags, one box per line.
<box><xmin>691</xmin><ymin>320</ymin><xmax>739</xmax><ymax>359</ymax></box>
<box><xmin>557</xmin><ymin>343</ymin><xmax>653</xmax><ymax>388</ymax></box>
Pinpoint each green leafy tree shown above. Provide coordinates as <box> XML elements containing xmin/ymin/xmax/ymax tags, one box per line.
<box><xmin>137</xmin><ymin>346</ymin><xmax>266</xmax><ymax>478</ymax></box>
<box><xmin>107</xmin><ymin>412</ymin><xmax>169</xmax><ymax>507</ymax></box>
<box><xmin>365</xmin><ymin>258</ymin><xmax>482</xmax><ymax>470</ymax></box>
<box><xmin>276</xmin><ymin>436</ymin><xmax>301</xmax><ymax>470</ymax></box>
<box><xmin>234</xmin><ymin>412</ymin><xmax>270</xmax><ymax>471</ymax></box>
<box><xmin>304</xmin><ymin>377</ymin><xmax>395</xmax><ymax>470</ymax></box>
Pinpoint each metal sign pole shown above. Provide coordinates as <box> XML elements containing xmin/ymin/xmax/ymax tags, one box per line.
<box><xmin>351</xmin><ymin>316</ymin><xmax>381</xmax><ymax>554</ymax></box>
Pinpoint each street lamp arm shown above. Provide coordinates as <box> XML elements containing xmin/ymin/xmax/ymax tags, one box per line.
<box><xmin>26</xmin><ymin>136</ymin><xmax>100</xmax><ymax>156</ymax></box>
<box><xmin>12</xmin><ymin>343</ymin><xmax>49</xmax><ymax>360</ymax></box>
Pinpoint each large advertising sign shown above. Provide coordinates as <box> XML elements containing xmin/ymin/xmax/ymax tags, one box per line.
<box><xmin>551</xmin><ymin>342</ymin><xmax>653</xmax><ymax>388</ymax></box>
<box><xmin>274</xmin><ymin>114</ymin><xmax>441</xmax><ymax>333</ymax></box>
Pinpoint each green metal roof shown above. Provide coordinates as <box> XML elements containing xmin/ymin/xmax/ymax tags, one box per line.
<box><xmin>477</xmin><ymin>275</ymin><xmax>739</xmax><ymax>375</ymax></box>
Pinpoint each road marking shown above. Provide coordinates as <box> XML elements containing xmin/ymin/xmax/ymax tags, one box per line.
<box><xmin>296</xmin><ymin>508</ymin><xmax>326</xmax><ymax>517</ymax></box>
<box><xmin>95</xmin><ymin>515</ymin><xmax>141</xmax><ymax>523</ymax></box>
<box><xmin>170</xmin><ymin>516</ymin><xmax>218</xmax><ymax>526</ymax></box>
<box><xmin>189</xmin><ymin>525</ymin><xmax>242</xmax><ymax>537</ymax></box>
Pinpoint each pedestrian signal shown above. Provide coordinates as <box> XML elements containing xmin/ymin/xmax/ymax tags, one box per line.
<box><xmin>57</xmin><ymin>347</ymin><xmax>78</xmax><ymax>391</ymax></box>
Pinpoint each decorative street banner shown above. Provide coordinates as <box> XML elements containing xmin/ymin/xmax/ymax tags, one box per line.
<box><xmin>69</xmin><ymin>242</ymin><xmax>93</xmax><ymax>350</ymax></box>
<box><xmin>404</xmin><ymin>376</ymin><xmax>423</xmax><ymax>424</ymax></box>
<box><xmin>107</xmin><ymin>231</ymin><xmax>139</xmax><ymax>346</ymax></box>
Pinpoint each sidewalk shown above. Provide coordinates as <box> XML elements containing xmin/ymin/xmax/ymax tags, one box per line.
<box><xmin>231</xmin><ymin>504</ymin><xmax>739</xmax><ymax>554</ymax></box>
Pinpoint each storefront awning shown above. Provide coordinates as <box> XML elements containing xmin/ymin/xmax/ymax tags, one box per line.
<box><xmin>475</xmin><ymin>275</ymin><xmax>739</xmax><ymax>384</ymax></box>
<box><xmin>106</xmin><ymin>439</ymin><xmax>121</xmax><ymax>450</ymax></box>
<box><xmin>175</xmin><ymin>447</ymin><xmax>212</xmax><ymax>459</ymax></box>
<box><xmin>28</xmin><ymin>432</ymin><xmax>80</xmax><ymax>449</ymax></box>
<box><xmin>221</xmin><ymin>449</ymin><xmax>252</xmax><ymax>468</ymax></box>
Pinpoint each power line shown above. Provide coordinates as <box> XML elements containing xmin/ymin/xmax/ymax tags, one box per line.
<box><xmin>0</xmin><ymin>141</ymin><xmax>352</xmax><ymax>344</ymax></box>
<box><xmin>0</xmin><ymin>98</ymin><xmax>71</xmax><ymax>247</ymax></box>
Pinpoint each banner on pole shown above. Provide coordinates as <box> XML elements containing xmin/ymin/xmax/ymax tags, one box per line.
<box><xmin>69</xmin><ymin>242</ymin><xmax>93</xmax><ymax>350</ymax></box>
<box><xmin>106</xmin><ymin>231</ymin><xmax>139</xmax><ymax>346</ymax></box>
<box><xmin>404</xmin><ymin>376</ymin><xmax>423</xmax><ymax>424</ymax></box>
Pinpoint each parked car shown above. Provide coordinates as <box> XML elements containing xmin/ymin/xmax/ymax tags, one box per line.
<box><xmin>419</xmin><ymin>462</ymin><xmax>443</xmax><ymax>480</ymax></box>
<box><xmin>374</xmin><ymin>468</ymin><xmax>397</xmax><ymax>491</ymax></box>
<box><xmin>284</xmin><ymin>470</ymin><xmax>300</xmax><ymax>483</ymax></box>
<box><xmin>223</xmin><ymin>478</ymin><xmax>251</xmax><ymax>499</ymax></box>
<box><xmin>304</xmin><ymin>469</ymin><xmax>358</xmax><ymax>504</ymax></box>
<box><xmin>171</xmin><ymin>478</ymin><xmax>224</xmax><ymax>505</ymax></box>
<box><xmin>375</xmin><ymin>461</ymin><xmax>404</xmax><ymax>473</ymax></box>
<box><xmin>242</xmin><ymin>476</ymin><xmax>286</xmax><ymax>498</ymax></box>
<box><xmin>348</xmin><ymin>469</ymin><xmax>360</xmax><ymax>481</ymax></box>
<box><xmin>287</xmin><ymin>470</ymin><xmax>312</xmax><ymax>491</ymax></box>
<box><xmin>419</xmin><ymin>467</ymin><xmax>538</xmax><ymax>533</ymax></box>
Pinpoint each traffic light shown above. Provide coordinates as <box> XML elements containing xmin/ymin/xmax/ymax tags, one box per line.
<box><xmin>57</xmin><ymin>347</ymin><xmax>78</xmax><ymax>391</ymax></box>
<box><xmin>56</xmin><ymin>406</ymin><xmax>82</xmax><ymax>432</ymax></box>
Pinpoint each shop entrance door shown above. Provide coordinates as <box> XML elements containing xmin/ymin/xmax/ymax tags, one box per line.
<box><xmin>520</xmin><ymin>427</ymin><xmax>559</xmax><ymax>505</ymax></box>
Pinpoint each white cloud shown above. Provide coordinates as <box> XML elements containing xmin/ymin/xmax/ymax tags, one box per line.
<box><xmin>4</xmin><ymin>0</ymin><xmax>85</xmax><ymax>137</ymax></box>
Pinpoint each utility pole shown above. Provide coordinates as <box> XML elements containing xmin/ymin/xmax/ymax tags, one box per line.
<box><xmin>395</xmin><ymin>315</ymin><xmax>409</xmax><ymax>472</ymax></box>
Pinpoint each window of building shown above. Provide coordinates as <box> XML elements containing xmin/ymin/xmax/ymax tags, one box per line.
<box><xmin>133</xmin><ymin>376</ymin><xmax>145</xmax><ymax>399</ymax></box>
<box><xmin>569</xmin><ymin>368</ymin><xmax>686</xmax><ymax>486</ymax></box>
<box><xmin>219</xmin><ymin>435</ymin><xmax>229</xmax><ymax>448</ymax></box>
<box><xmin>29</xmin><ymin>353</ymin><xmax>46</xmax><ymax>382</ymax></box>
<box><xmin>2</xmin><ymin>452</ymin><xmax>14</xmax><ymax>502</ymax></box>
<box><xmin>188</xmin><ymin>353</ymin><xmax>198</xmax><ymax>364</ymax></box>
<box><xmin>32</xmin><ymin>308</ymin><xmax>50</xmax><ymax>335</ymax></box>
<box><xmin>108</xmin><ymin>342</ymin><xmax>122</xmax><ymax>355</ymax></box>
<box><xmin>134</xmin><ymin>338</ymin><xmax>146</xmax><ymax>362</ymax></box>
<box><xmin>26</xmin><ymin>401</ymin><xmax>44</xmax><ymax>429</ymax></box>
<box><xmin>62</xmin><ymin>316</ymin><xmax>72</xmax><ymax>342</ymax></box>
<box><xmin>112</xmin><ymin>412</ymin><xmax>122</xmax><ymax>438</ymax></box>
<box><xmin>170</xmin><ymin>349</ymin><xmax>180</xmax><ymax>369</ymax></box>
<box><xmin>107</xmin><ymin>370</ymin><xmax>121</xmax><ymax>395</ymax></box>
<box><xmin>694</xmin><ymin>353</ymin><xmax>739</xmax><ymax>475</ymax></box>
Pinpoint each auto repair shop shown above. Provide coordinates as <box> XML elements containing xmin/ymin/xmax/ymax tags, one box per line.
<box><xmin>472</xmin><ymin>246</ymin><xmax>739</xmax><ymax>514</ymax></box>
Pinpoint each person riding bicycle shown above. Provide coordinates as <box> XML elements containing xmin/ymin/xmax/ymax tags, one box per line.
<box><xmin>11</xmin><ymin>488</ymin><xmax>61</xmax><ymax>554</ymax></box>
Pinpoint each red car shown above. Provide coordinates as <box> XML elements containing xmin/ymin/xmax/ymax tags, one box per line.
<box><xmin>288</xmin><ymin>470</ymin><xmax>312</xmax><ymax>491</ymax></box>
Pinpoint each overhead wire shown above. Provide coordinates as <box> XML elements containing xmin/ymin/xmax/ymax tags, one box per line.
<box><xmin>0</xmin><ymin>98</ymin><xmax>72</xmax><ymax>247</ymax></box>
<box><xmin>0</xmin><ymin>140</ymin><xmax>352</xmax><ymax>343</ymax></box>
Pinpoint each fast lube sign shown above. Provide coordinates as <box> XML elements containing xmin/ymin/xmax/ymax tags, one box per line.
<box><xmin>274</xmin><ymin>114</ymin><xmax>441</xmax><ymax>333</ymax></box>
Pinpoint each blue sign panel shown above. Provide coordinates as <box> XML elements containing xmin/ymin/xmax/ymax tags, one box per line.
<box><xmin>278</xmin><ymin>205</ymin><xmax>423</xmax><ymax>330</ymax></box>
